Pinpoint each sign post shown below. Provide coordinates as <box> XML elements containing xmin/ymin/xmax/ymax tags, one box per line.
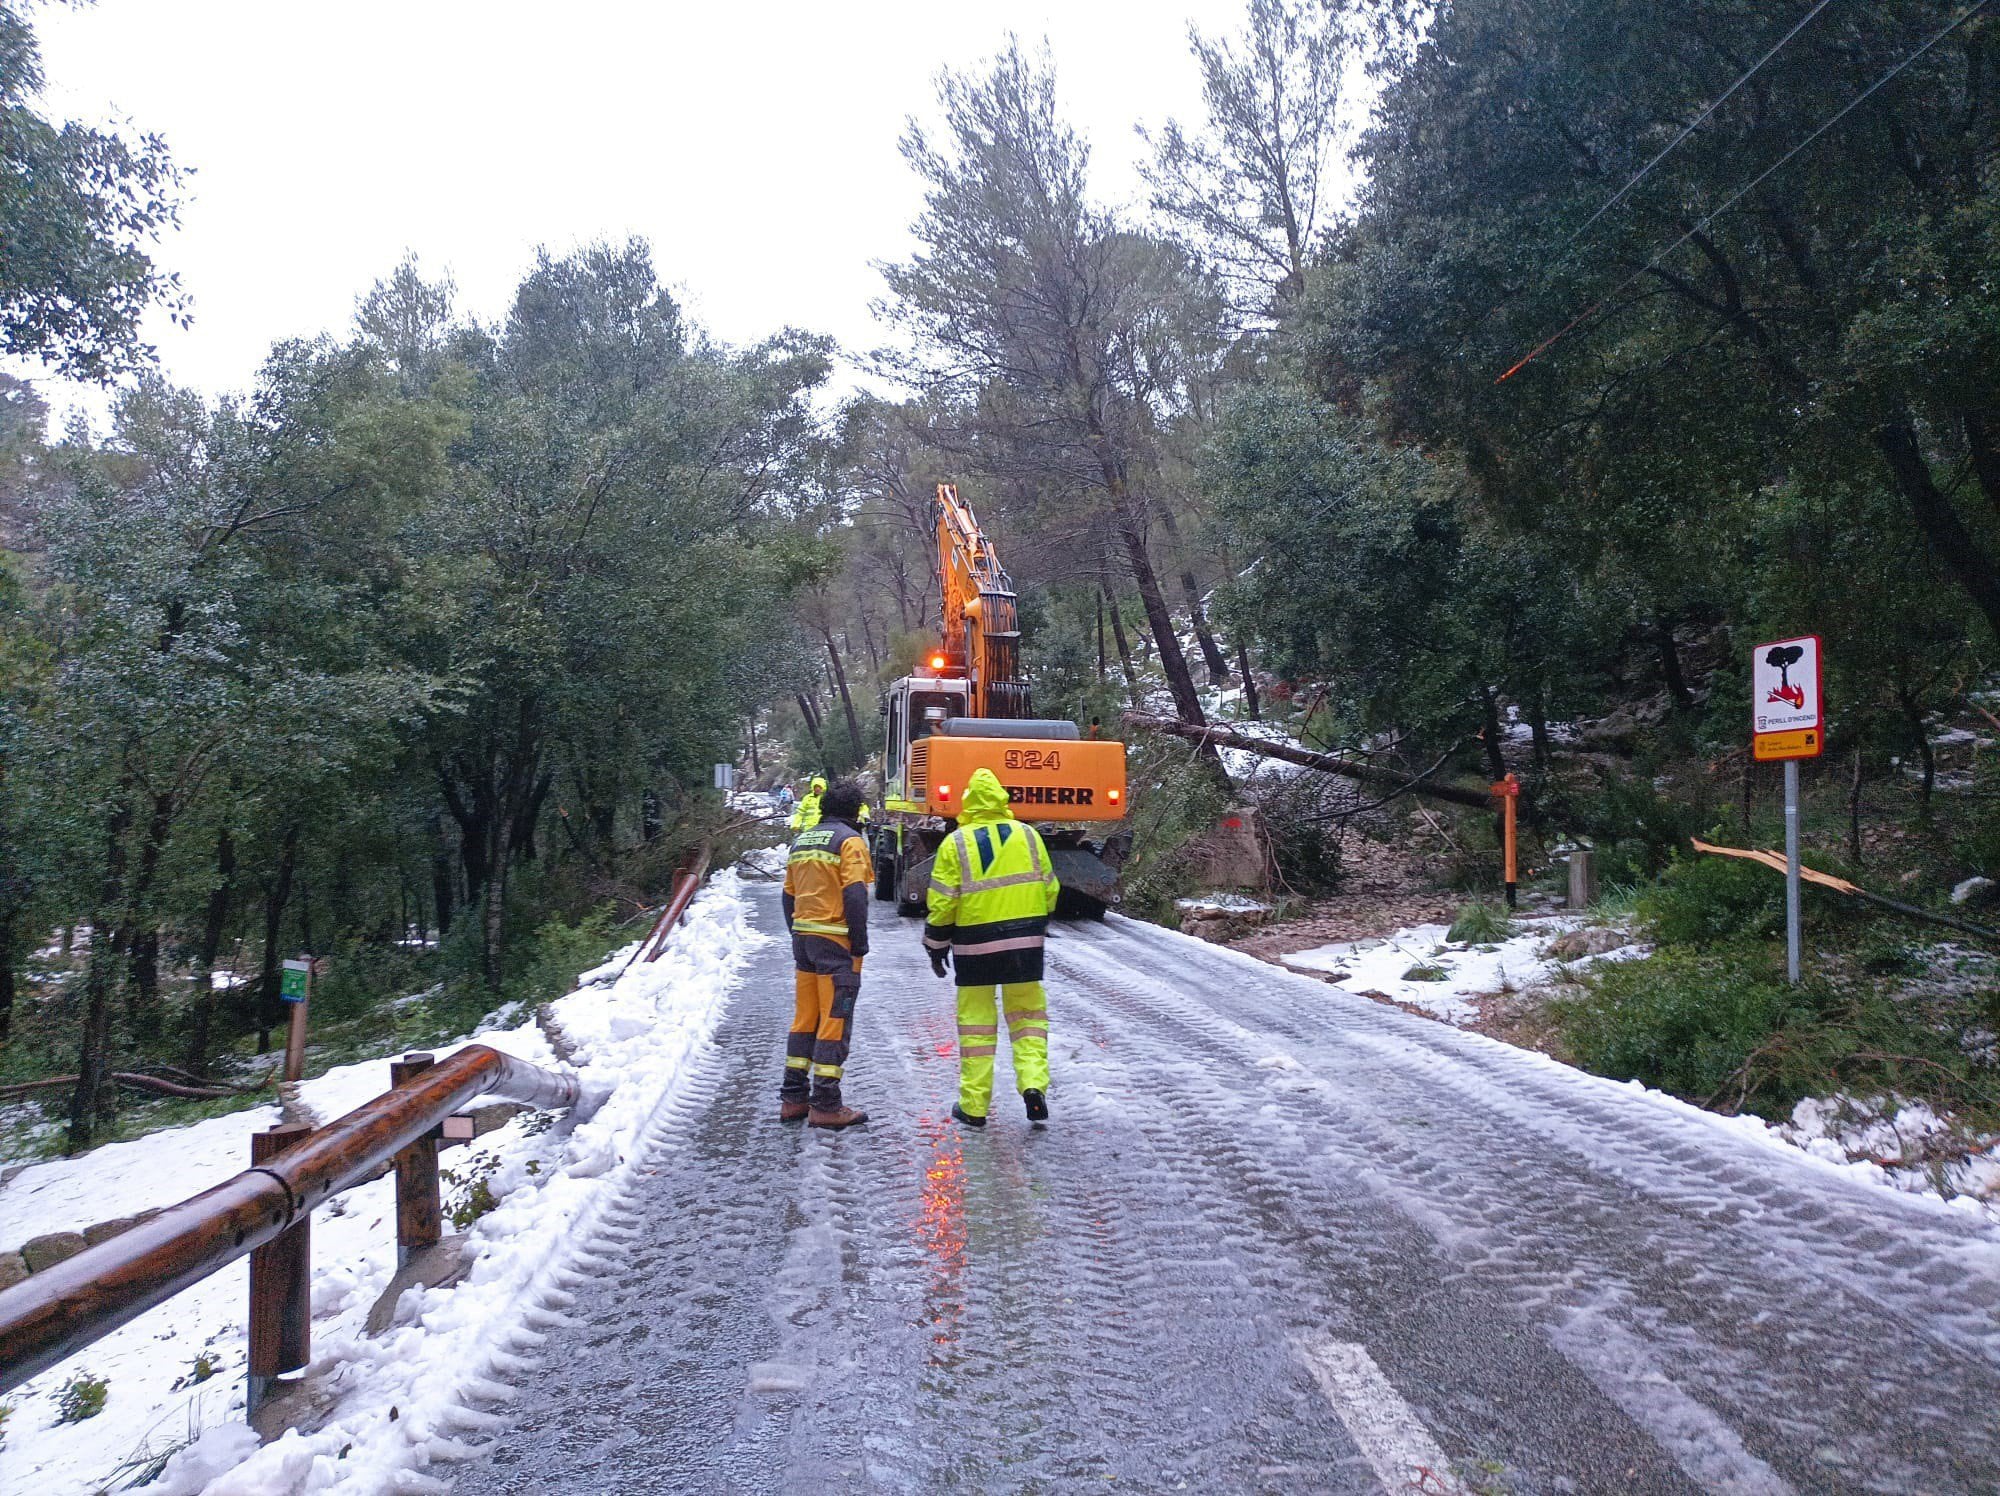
<box><xmin>279</xmin><ymin>957</ymin><xmax>317</xmax><ymax>1084</ymax></box>
<box><xmin>1752</xmin><ymin>636</ymin><xmax>1824</xmax><ymax>983</ymax></box>
<box><xmin>1489</xmin><ymin>773</ymin><xmax>1521</xmax><ymax>909</ymax></box>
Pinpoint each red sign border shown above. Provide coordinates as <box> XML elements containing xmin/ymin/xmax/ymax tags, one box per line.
<box><xmin>1751</xmin><ymin>632</ymin><xmax>1824</xmax><ymax>759</ymax></box>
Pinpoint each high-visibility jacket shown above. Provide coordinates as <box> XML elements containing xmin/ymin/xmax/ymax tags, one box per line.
<box><xmin>923</xmin><ymin>768</ymin><xmax>1060</xmax><ymax>986</ymax></box>
<box><xmin>783</xmin><ymin>817</ymin><xmax>871</xmax><ymax>955</ymax></box>
<box><xmin>789</xmin><ymin>790</ymin><xmax>823</xmax><ymax>831</ymax></box>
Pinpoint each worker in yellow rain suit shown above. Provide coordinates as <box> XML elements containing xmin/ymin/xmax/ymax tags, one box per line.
<box><xmin>789</xmin><ymin>775</ymin><xmax>827</xmax><ymax>831</ymax></box>
<box><xmin>780</xmin><ymin>779</ymin><xmax>870</xmax><ymax>1129</ymax></box>
<box><xmin>922</xmin><ymin>767</ymin><xmax>1060</xmax><ymax>1128</ymax></box>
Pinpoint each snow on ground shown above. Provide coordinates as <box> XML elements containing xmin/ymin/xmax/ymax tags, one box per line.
<box><xmin>1777</xmin><ymin>1095</ymin><xmax>2000</xmax><ymax>1220</ymax></box>
<box><xmin>1269</xmin><ymin>914</ymin><xmax>1999</xmax><ymax>1226</ymax></box>
<box><xmin>0</xmin><ymin>871</ymin><xmax>763</xmax><ymax>1496</ymax></box>
<box><xmin>1278</xmin><ymin>915</ymin><xmax>1647</xmax><ymax>1024</ymax></box>
<box><xmin>1175</xmin><ymin>892</ymin><xmax>1274</xmax><ymax>916</ymax></box>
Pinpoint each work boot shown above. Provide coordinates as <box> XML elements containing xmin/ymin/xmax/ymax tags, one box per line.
<box><xmin>779</xmin><ymin>1098</ymin><xmax>809</xmax><ymax>1122</ymax></box>
<box><xmin>808</xmin><ymin>1104</ymin><xmax>868</xmax><ymax>1129</ymax></box>
<box><xmin>1023</xmin><ymin>1089</ymin><xmax>1049</xmax><ymax>1123</ymax></box>
<box><xmin>951</xmin><ymin>1103</ymin><xmax>987</xmax><ymax>1129</ymax></box>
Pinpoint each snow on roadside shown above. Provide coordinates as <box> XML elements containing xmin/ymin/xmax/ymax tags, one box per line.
<box><xmin>1278</xmin><ymin>916</ymin><xmax>1647</xmax><ymax>1024</ymax></box>
<box><xmin>1264</xmin><ymin>913</ymin><xmax>1998</xmax><ymax>1226</ymax></box>
<box><xmin>0</xmin><ymin>871</ymin><xmax>762</xmax><ymax>1496</ymax></box>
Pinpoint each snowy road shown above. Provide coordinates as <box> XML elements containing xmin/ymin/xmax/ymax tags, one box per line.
<box><xmin>455</xmin><ymin>880</ymin><xmax>2000</xmax><ymax>1494</ymax></box>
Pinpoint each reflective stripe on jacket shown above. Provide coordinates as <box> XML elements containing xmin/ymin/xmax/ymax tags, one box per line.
<box><xmin>783</xmin><ymin>818</ymin><xmax>872</xmax><ymax>954</ymax></box>
<box><xmin>924</xmin><ymin>768</ymin><xmax>1059</xmax><ymax>986</ymax></box>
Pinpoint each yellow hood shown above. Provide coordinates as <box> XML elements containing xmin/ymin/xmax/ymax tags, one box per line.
<box><xmin>957</xmin><ymin>767</ymin><xmax>1014</xmax><ymax>826</ymax></box>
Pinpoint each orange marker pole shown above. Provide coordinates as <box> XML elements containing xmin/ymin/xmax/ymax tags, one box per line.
<box><xmin>1491</xmin><ymin>774</ymin><xmax>1521</xmax><ymax>909</ymax></box>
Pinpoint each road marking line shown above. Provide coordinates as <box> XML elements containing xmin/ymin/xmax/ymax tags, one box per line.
<box><xmin>1295</xmin><ymin>1336</ymin><xmax>1470</xmax><ymax>1495</ymax></box>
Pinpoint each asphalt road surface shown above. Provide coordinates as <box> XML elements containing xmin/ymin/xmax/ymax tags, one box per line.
<box><xmin>455</xmin><ymin>880</ymin><xmax>2000</xmax><ymax>1494</ymax></box>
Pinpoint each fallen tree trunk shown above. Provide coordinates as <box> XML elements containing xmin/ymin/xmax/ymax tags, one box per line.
<box><xmin>0</xmin><ymin>1071</ymin><xmax>274</xmax><ymax>1104</ymax></box>
<box><xmin>1123</xmin><ymin>712</ymin><xmax>1497</xmax><ymax>811</ymax></box>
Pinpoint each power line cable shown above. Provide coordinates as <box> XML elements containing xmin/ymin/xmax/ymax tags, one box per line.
<box><xmin>1573</xmin><ymin>0</ymin><xmax>1839</xmax><ymax>239</ymax></box>
<box><xmin>1497</xmin><ymin>0</ymin><xmax>1991</xmax><ymax>383</ymax></box>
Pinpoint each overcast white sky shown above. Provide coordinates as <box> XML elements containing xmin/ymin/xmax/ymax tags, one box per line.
<box><xmin>21</xmin><ymin>0</ymin><xmax>1271</xmax><ymax>425</ymax></box>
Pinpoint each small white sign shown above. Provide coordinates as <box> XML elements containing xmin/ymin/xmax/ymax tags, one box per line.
<box><xmin>712</xmin><ymin>763</ymin><xmax>735</xmax><ymax>790</ymax></box>
<box><xmin>1752</xmin><ymin>635</ymin><xmax>1822</xmax><ymax>735</ymax></box>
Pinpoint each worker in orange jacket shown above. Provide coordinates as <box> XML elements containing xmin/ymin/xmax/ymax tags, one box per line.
<box><xmin>779</xmin><ymin>779</ymin><xmax>871</xmax><ymax>1129</ymax></box>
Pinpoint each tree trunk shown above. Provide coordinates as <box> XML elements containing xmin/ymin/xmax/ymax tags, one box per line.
<box><xmin>1101</xmin><ymin>576</ymin><xmax>1138</xmax><ymax>702</ymax></box>
<box><xmin>256</xmin><ymin>826</ymin><xmax>299</xmax><ymax>1054</ymax></box>
<box><xmin>184</xmin><ymin>828</ymin><xmax>236</xmax><ymax>1075</ymax></box>
<box><xmin>0</xmin><ymin>914</ymin><xmax>14</xmax><ymax>1043</ymax></box>
<box><xmin>1125</xmin><ymin>712</ymin><xmax>1496</xmax><ymax>809</ymax></box>
<box><xmin>123</xmin><ymin>789</ymin><xmax>175</xmax><ymax>1043</ymax></box>
<box><xmin>1899</xmin><ymin>684</ymin><xmax>1935</xmax><ymax>820</ymax></box>
<box><xmin>1964</xmin><ymin>411</ymin><xmax>2000</xmax><ymax>517</ymax></box>
<box><xmin>1112</xmin><ymin>496</ymin><xmax>1209</xmax><ymax>730</ymax></box>
<box><xmin>69</xmin><ymin>800</ymin><xmax>133</xmax><ymax>1151</ymax></box>
<box><xmin>1656</xmin><ymin>619</ymin><xmax>1694</xmax><ymax>711</ymax></box>
<box><xmin>1878</xmin><ymin>420</ymin><xmax>2000</xmax><ymax>640</ymax></box>
<box><xmin>481</xmin><ymin>817</ymin><xmax>512</xmax><ymax>992</ymax></box>
<box><xmin>1154</xmin><ymin>503</ymin><xmax>1230</xmax><ymax>685</ymax></box>
<box><xmin>430</xmin><ymin>813</ymin><xmax>456</xmax><ymax>935</ymax></box>
<box><xmin>1236</xmin><ymin>638</ymin><xmax>1261</xmax><ymax>720</ymax></box>
<box><xmin>824</xmin><ymin>628</ymin><xmax>865</xmax><ymax>765</ymax></box>
<box><xmin>1096</xmin><ymin>588</ymin><xmax>1108</xmax><ymax>681</ymax></box>
<box><xmin>1848</xmin><ymin>746</ymin><xmax>1865</xmax><ymax>867</ymax></box>
<box><xmin>746</xmin><ymin>715</ymin><xmax>762</xmax><ymax>778</ymax></box>
<box><xmin>795</xmin><ymin>692</ymin><xmax>827</xmax><ymax>761</ymax></box>
<box><xmin>1477</xmin><ymin>685</ymin><xmax>1509</xmax><ymax>783</ymax></box>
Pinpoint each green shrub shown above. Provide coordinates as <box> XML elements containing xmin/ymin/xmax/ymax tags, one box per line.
<box><xmin>1638</xmin><ymin>855</ymin><xmax>1785</xmax><ymax>947</ymax></box>
<box><xmin>505</xmin><ymin>906</ymin><xmax>622</xmax><ymax>1009</ymax></box>
<box><xmin>56</xmin><ymin>1372</ymin><xmax>107</xmax><ymax>1423</ymax></box>
<box><xmin>444</xmin><ymin>1154</ymin><xmax>503</xmax><ymax>1230</ymax></box>
<box><xmin>1549</xmin><ymin>945</ymin><xmax>1816</xmax><ymax>1108</ymax></box>
<box><xmin>1447</xmin><ymin>902</ymin><xmax>1514</xmax><ymax>944</ymax></box>
<box><xmin>1402</xmin><ymin>963</ymin><xmax>1449</xmax><ymax>982</ymax></box>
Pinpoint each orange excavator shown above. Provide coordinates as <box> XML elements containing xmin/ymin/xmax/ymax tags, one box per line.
<box><xmin>874</xmin><ymin>483</ymin><xmax>1129</xmax><ymax>917</ymax></box>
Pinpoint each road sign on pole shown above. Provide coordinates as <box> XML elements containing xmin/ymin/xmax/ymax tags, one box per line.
<box><xmin>712</xmin><ymin>763</ymin><xmax>735</xmax><ymax>791</ymax></box>
<box><xmin>280</xmin><ymin>958</ymin><xmax>315</xmax><ymax>1083</ymax></box>
<box><xmin>1753</xmin><ymin>636</ymin><xmax>1822</xmax><ymax>983</ymax></box>
<box><xmin>1751</xmin><ymin>635</ymin><xmax>1823</xmax><ymax>761</ymax></box>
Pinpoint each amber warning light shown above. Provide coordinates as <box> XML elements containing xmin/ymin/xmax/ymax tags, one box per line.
<box><xmin>929</xmin><ymin>653</ymin><xmax>946</xmax><ymax>671</ymax></box>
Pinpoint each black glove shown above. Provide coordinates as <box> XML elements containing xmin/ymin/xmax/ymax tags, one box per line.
<box><xmin>929</xmin><ymin>946</ymin><xmax>951</xmax><ymax>979</ymax></box>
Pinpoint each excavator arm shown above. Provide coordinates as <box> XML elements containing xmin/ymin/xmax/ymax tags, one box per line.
<box><xmin>936</xmin><ymin>483</ymin><xmax>1030</xmax><ymax>719</ymax></box>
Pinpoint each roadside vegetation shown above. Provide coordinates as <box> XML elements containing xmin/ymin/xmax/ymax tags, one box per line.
<box><xmin>3</xmin><ymin>0</ymin><xmax>1997</xmax><ymax>1190</ymax></box>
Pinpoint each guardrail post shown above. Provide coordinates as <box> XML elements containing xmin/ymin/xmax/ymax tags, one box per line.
<box><xmin>390</xmin><ymin>1053</ymin><xmax>442</xmax><ymax>1266</ymax></box>
<box><xmin>247</xmin><ymin>1121</ymin><xmax>312</xmax><ymax>1415</ymax></box>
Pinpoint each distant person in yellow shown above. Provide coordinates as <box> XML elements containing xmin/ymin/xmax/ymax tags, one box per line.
<box><xmin>789</xmin><ymin>775</ymin><xmax>827</xmax><ymax>831</ymax></box>
<box><xmin>922</xmin><ymin>767</ymin><xmax>1060</xmax><ymax>1128</ymax></box>
<box><xmin>779</xmin><ymin>779</ymin><xmax>870</xmax><ymax>1129</ymax></box>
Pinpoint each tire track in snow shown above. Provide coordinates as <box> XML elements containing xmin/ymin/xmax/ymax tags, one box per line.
<box><xmin>1053</xmin><ymin>923</ymin><xmax>2000</xmax><ymax>1493</ymax></box>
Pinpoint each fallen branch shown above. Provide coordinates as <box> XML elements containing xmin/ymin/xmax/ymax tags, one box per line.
<box><xmin>0</xmin><ymin>1071</ymin><xmax>273</xmax><ymax>1104</ymax></box>
<box><xmin>1689</xmin><ymin>838</ymin><xmax>2000</xmax><ymax>946</ymax></box>
<box><xmin>1123</xmin><ymin>712</ymin><xmax>1497</xmax><ymax>810</ymax></box>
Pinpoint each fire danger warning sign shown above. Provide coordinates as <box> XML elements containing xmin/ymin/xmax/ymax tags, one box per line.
<box><xmin>1752</xmin><ymin>635</ymin><xmax>1823</xmax><ymax>761</ymax></box>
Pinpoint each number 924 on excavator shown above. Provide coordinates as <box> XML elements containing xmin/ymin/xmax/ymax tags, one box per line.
<box><xmin>873</xmin><ymin>483</ymin><xmax>1130</xmax><ymax>919</ymax></box>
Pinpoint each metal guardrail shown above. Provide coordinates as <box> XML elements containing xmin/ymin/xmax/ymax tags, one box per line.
<box><xmin>0</xmin><ymin>1044</ymin><xmax>579</xmax><ymax>1398</ymax></box>
<box><xmin>0</xmin><ymin>849</ymin><xmax>722</xmax><ymax>1411</ymax></box>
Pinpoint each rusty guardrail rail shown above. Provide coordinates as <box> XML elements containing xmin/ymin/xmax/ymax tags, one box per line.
<box><xmin>626</xmin><ymin>841</ymin><xmax>713</xmax><ymax>969</ymax></box>
<box><xmin>0</xmin><ymin>1044</ymin><xmax>580</xmax><ymax>1401</ymax></box>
